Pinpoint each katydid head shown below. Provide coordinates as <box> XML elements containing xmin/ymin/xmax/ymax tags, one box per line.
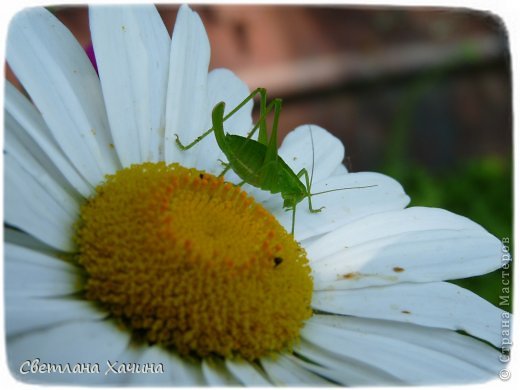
<box><xmin>284</xmin><ymin>125</ymin><xmax>378</xmax><ymax>235</ymax></box>
<box><xmin>282</xmin><ymin>195</ymin><xmax>302</xmax><ymax>211</ymax></box>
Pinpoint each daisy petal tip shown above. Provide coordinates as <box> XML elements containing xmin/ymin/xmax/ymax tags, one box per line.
<box><xmin>177</xmin><ymin>3</ymin><xmax>206</xmax><ymax>34</ymax></box>
<box><xmin>179</xmin><ymin>4</ymin><xmax>193</xmax><ymax>13</ymax></box>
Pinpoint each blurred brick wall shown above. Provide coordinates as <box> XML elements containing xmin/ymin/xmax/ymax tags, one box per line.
<box><xmin>7</xmin><ymin>5</ymin><xmax>511</xmax><ymax>172</ymax></box>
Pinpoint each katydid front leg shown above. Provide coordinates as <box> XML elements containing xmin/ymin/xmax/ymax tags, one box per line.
<box><xmin>174</xmin><ymin>87</ymin><xmax>268</xmax><ymax>151</ymax></box>
<box><xmin>296</xmin><ymin>168</ymin><xmax>325</xmax><ymax>213</ymax></box>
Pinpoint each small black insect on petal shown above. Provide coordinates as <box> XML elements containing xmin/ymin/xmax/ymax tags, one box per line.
<box><xmin>199</xmin><ymin>173</ymin><xmax>204</xmax><ymax>179</ymax></box>
<box><xmin>274</xmin><ymin>257</ymin><xmax>283</xmax><ymax>267</ymax></box>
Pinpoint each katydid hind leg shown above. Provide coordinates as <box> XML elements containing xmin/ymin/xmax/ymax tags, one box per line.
<box><xmin>242</xmin><ymin>95</ymin><xmax>283</xmax><ymax>144</ymax></box>
<box><xmin>258</xmin><ymin>90</ymin><xmax>268</xmax><ymax>145</ymax></box>
<box><xmin>263</xmin><ymin>98</ymin><xmax>283</xmax><ymax>166</ymax></box>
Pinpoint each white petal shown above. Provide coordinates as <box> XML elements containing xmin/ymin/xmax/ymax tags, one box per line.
<box><xmin>312</xmin><ymin>282</ymin><xmax>505</xmax><ymax>347</ymax></box>
<box><xmin>5</xmin><ymin>113</ymin><xmax>81</xmax><ymax>216</ymax></box>
<box><xmin>261</xmin><ymin>354</ymin><xmax>334</xmax><ymax>386</ymax></box>
<box><xmin>4</xmin><ymin>228</ymin><xmax>56</xmax><ymax>255</ymax></box>
<box><xmin>5</xmin><ymin>295</ymin><xmax>105</xmax><ymax>338</ymax></box>
<box><xmin>307</xmin><ymin>206</ymin><xmax>489</xmax><ymax>261</ymax></box>
<box><xmin>6</xmin><ymin>7</ymin><xmax>119</xmax><ymax>185</ymax></box>
<box><xmin>292</xmin><ymin>340</ymin><xmax>404</xmax><ymax>385</ymax></box>
<box><xmin>5</xmin><ymin>81</ymin><xmax>92</xmax><ymax>197</ymax></box>
<box><xmin>5</xmin><ymin>244</ymin><xmax>81</xmax><ymax>299</ymax></box>
<box><xmin>332</xmin><ymin>315</ymin><xmax>505</xmax><ymax>374</ymax></box>
<box><xmin>165</xmin><ymin>5</ymin><xmax>210</xmax><ymax>166</ymax></box>
<box><xmin>313</xmin><ymin>315</ymin><xmax>503</xmax><ymax>377</ymax></box>
<box><xmin>303</xmin><ymin>315</ymin><xmax>500</xmax><ymax>384</ymax></box>
<box><xmin>5</xmin><ymin>241</ymin><xmax>74</xmax><ymax>271</ymax></box>
<box><xmin>202</xmin><ymin>359</ymin><xmax>240</xmax><ymax>386</ymax></box>
<box><xmin>278</xmin><ymin>124</ymin><xmax>345</xmax><ymax>184</ymax></box>
<box><xmin>90</xmin><ymin>5</ymin><xmax>170</xmax><ymax>165</ymax></box>
<box><xmin>194</xmin><ymin>68</ymin><xmax>253</xmax><ymax>173</ymax></box>
<box><xmin>225</xmin><ymin>359</ymin><xmax>272</xmax><ymax>386</ymax></box>
<box><xmin>332</xmin><ymin>163</ymin><xmax>348</xmax><ymax>175</ymax></box>
<box><xmin>3</xmin><ymin>243</ymin><xmax>102</xmax><ymax>337</ymax></box>
<box><xmin>311</xmin><ymin>210</ymin><xmax>501</xmax><ymax>289</ymax></box>
<box><xmin>8</xmin><ymin>320</ymin><xmax>130</xmax><ymax>384</ymax></box>
<box><xmin>266</xmin><ymin>171</ymin><xmax>409</xmax><ymax>239</ymax></box>
<box><xmin>5</xmin><ymin>155</ymin><xmax>76</xmax><ymax>251</ymax></box>
<box><xmin>207</xmin><ymin>69</ymin><xmax>253</xmax><ymax>135</ymax></box>
<box><xmin>165</xmin><ymin>354</ymin><xmax>205</xmax><ymax>386</ymax></box>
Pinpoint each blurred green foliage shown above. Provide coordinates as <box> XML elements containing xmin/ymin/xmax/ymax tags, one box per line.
<box><xmin>382</xmin><ymin>157</ymin><xmax>512</xmax><ymax>311</ymax></box>
<box><xmin>379</xmin><ymin>43</ymin><xmax>512</xmax><ymax>311</ymax></box>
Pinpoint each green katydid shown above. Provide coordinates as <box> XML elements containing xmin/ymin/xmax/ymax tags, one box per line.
<box><xmin>175</xmin><ymin>88</ymin><xmax>375</xmax><ymax>234</ymax></box>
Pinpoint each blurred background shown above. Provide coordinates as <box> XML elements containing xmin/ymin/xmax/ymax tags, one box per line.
<box><xmin>7</xmin><ymin>4</ymin><xmax>512</xmax><ymax>309</ymax></box>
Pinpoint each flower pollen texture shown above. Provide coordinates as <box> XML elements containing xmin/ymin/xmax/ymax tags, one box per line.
<box><xmin>75</xmin><ymin>162</ymin><xmax>313</xmax><ymax>360</ymax></box>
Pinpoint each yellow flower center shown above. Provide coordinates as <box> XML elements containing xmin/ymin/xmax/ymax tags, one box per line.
<box><xmin>75</xmin><ymin>162</ymin><xmax>313</xmax><ymax>360</ymax></box>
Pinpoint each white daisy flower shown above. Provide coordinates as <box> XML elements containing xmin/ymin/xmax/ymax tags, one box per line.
<box><xmin>5</xmin><ymin>4</ymin><xmax>508</xmax><ymax>386</ymax></box>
